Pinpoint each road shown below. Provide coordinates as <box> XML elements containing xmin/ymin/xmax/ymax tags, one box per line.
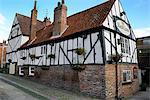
<box><xmin>0</xmin><ymin>79</ymin><xmax>38</xmax><ymax>100</ymax></box>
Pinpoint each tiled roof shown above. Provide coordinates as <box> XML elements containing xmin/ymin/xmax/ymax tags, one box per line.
<box><xmin>16</xmin><ymin>13</ymin><xmax>45</xmax><ymax>36</ymax></box>
<box><xmin>19</xmin><ymin>0</ymin><xmax>115</xmax><ymax>49</ymax></box>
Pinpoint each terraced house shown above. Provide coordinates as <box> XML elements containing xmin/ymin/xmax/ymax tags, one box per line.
<box><xmin>6</xmin><ymin>0</ymin><xmax>140</xmax><ymax>99</ymax></box>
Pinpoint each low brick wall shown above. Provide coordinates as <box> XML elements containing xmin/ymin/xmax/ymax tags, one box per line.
<box><xmin>78</xmin><ymin>65</ymin><xmax>106</xmax><ymax>99</ymax></box>
<box><xmin>17</xmin><ymin>64</ymin><xmax>139</xmax><ymax>99</ymax></box>
<box><xmin>33</xmin><ymin>65</ymin><xmax>80</xmax><ymax>91</ymax></box>
<box><xmin>105</xmin><ymin>64</ymin><xmax>139</xmax><ymax>99</ymax></box>
<box><xmin>22</xmin><ymin>65</ymin><xmax>106</xmax><ymax>98</ymax></box>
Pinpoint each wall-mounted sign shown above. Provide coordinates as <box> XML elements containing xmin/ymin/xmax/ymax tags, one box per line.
<box><xmin>116</xmin><ymin>19</ymin><xmax>130</xmax><ymax>36</ymax></box>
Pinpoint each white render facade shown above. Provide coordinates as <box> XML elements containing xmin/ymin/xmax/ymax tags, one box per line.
<box><xmin>6</xmin><ymin>16</ymin><xmax>29</xmax><ymax>74</ymax></box>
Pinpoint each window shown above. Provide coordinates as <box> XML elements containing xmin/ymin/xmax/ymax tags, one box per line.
<box><xmin>120</xmin><ymin>37</ymin><xmax>130</xmax><ymax>54</ymax></box>
<box><xmin>41</xmin><ymin>46</ymin><xmax>46</xmax><ymax>54</ymax></box>
<box><xmin>44</xmin><ymin>46</ymin><xmax>46</xmax><ymax>54</ymax></box>
<box><xmin>122</xmin><ymin>70</ymin><xmax>132</xmax><ymax>83</ymax></box>
<box><xmin>41</xmin><ymin>47</ymin><xmax>43</xmax><ymax>54</ymax></box>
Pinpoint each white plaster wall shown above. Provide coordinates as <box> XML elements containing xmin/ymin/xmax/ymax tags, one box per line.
<box><xmin>21</xmin><ymin>36</ymin><xmax>29</xmax><ymax>45</ymax></box>
<box><xmin>103</xmin><ymin>0</ymin><xmax>137</xmax><ymax>63</ymax></box>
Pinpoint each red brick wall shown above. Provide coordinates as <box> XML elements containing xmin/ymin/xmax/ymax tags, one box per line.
<box><xmin>0</xmin><ymin>46</ymin><xmax>7</xmax><ymax>68</ymax></box>
<box><xmin>105</xmin><ymin>64</ymin><xmax>139</xmax><ymax>99</ymax></box>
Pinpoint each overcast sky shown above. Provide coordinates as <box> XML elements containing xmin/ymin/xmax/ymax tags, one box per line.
<box><xmin>0</xmin><ymin>0</ymin><xmax>150</xmax><ymax>42</ymax></box>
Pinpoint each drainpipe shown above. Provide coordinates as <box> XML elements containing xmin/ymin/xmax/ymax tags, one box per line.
<box><xmin>113</xmin><ymin>16</ymin><xmax>119</xmax><ymax>100</ymax></box>
<box><xmin>113</xmin><ymin>31</ymin><xmax>119</xmax><ymax>100</ymax></box>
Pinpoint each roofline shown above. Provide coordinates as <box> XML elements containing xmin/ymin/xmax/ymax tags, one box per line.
<box><xmin>16</xmin><ymin>0</ymin><xmax>113</xmax><ymax>25</ymax></box>
<box><xmin>67</xmin><ymin>0</ymin><xmax>111</xmax><ymax>19</ymax></box>
<box><xmin>16</xmin><ymin>13</ymin><xmax>44</xmax><ymax>23</ymax></box>
<box><xmin>136</xmin><ymin>36</ymin><xmax>150</xmax><ymax>39</ymax></box>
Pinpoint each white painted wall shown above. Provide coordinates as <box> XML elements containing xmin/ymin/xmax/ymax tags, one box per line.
<box><xmin>18</xmin><ymin>32</ymin><xmax>104</xmax><ymax>66</ymax></box>
<box><xmin>6</xmin><ymin>16</ymin><xmax>29</xmax><ymax>64</ymax></box>
<box><xmin>102</xmin><ymin>0</ymin><xmax>137</xmax><ymax>63</ymax></box>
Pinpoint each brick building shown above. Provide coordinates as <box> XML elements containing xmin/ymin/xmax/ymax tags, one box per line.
<box><xmin>6</xmin><ymin>0</ymin><xmax>140</xmax><ymax>99</ymax></box>
<box><xmin>0</xmin><ymin>41</ymin><xmax>7</xmax><ymax>68</ymax></box>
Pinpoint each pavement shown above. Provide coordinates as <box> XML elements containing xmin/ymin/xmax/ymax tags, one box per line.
<box><xmin>0</xmin><ymin>80</ymin><xmax>37</xmax><ymax>100</ymax></box>
<box><xmin>124</xmin><ymin>87</ymin><xmax>150</xmax><ymax>100</ymax></box>
<box><xmin>0</xmin><ymin>73</ymin><xmax>149</xmax><ymax>100</ymax></box>
<box><xmin>0</xmin><ymin>73</ymin><xmax>98</xmax><ymax>100</ymax></box>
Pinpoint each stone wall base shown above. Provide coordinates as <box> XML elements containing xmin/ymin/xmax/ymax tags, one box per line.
<box><xmin>17</xmin><ymin>64</ymin><xmax>140</xmax><ymax>99</ymax></box>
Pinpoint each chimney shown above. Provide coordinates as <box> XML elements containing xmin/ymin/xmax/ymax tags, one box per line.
<box><xmin>30</xmin><ymin>0</ymin><xmax>38</xmax><ymax>40</ymax></box>
<box><xmin>43</xmin><ymin>17</ymin><xmax>51</xmax><ymax>27</ymax></box>
<box><xmin>53</xmin><ymin>0</ymin><xmax>67</xmax><ymax>36</ymax></box>
<box><xmin>3</xmin><ymin>40</ymin><xmax>6</xmax><ymax>45</ymax></box>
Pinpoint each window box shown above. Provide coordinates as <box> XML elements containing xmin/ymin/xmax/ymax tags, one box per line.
<box><xmin>109</xmin><ymin>54</ymin><xmax>123</xmax><ymax>62</ymax></box>
<box><xmin>29</xmin><ymin>54</ymin><xmax>41</xmax><ymax>60</ymax></box>
<box><xmin>29</xmin><ymin>53</ymin><xmax>36</xmax><ymax>61</ymax></box>
<box><xmin>71</xmin><ymin>65</ymin><xmax>86</xmax><ymax>72</ymax></box>
<box><xmin>47</xmin><ymin>54</ymin><xmax>55</xmax><ymax>59</ymax></box>
<box><xmin>75</xmin><ymin>48</ymin><xmax>86</xmax><ymax>55</ymax></box>
<box><xmin>21</xmin><ymin>57</ymin><xmax>26</xmax><ymax>60</ymax></box>
<box><xmin>8</xmin><ymin>59</ymin><xmax>12</xmax><ymax>63</ymax></box>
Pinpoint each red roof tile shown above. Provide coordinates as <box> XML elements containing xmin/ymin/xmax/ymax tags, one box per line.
<box><xmin>19</xmin><ymin>0</ymin><xmax>115</xmax><ymax>49</ymax></box>
<box><xmin>16</xmin><ymin>13</ymin><xmax>45</xmax><ymax>36</ymax></box>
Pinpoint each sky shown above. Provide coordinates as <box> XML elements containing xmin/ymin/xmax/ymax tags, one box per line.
<box><xmin>0</xmin><ymin>0</ymin><xmax>150</xmax><ymax>42</ymax></box>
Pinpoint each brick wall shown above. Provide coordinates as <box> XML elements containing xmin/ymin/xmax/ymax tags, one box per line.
<box><xmin>22</xmin><ymin>65</ymin><xmax>106</xmax><ymax>98</ymax></box>
<box><xmin>0</xmin><ymin>46</ymin><xmax>7</xmax><ymax>68</ymax></box>
<box><xmin>78</xmin><ymin>65</ymin><xmax>106</xmax><ymax>98</ymax></box>
<box><xmin>33</xmin><ymin>65</ymin><xmax>80</xmax><ymax>92</ymax></box>
<box><xmin>105</xmin><ymin>64</ymin><xmax>139</xmax><ymax>99</ymax></box>
<box><xmin>19</xmin><ymin>63</ymin><xmax>139</xmax><ymax>99</ymax></box>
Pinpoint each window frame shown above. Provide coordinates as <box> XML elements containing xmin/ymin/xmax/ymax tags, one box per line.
<box><xmin>122</xmin><ymin>70</ymin><xmax>132</xmax><ymax>83</ymax></box>
<box><xmin>120</xmin><ymin>37</ymin><xmax>130</xmax><ymax>54</ymax></box>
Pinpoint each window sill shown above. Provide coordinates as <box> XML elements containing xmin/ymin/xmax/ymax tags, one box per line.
<box><xmin>122</xmin><ymin>81</ymin><xmax>132</xmax><ymax>85</ymax></box>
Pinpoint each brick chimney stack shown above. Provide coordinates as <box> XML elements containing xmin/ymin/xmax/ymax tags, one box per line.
<box><xmin>43</xmin><ymin>17</ymin><xmax>51</xmax><ymax>27</ymax></box>
<box><xmin>30</xmin><ymin>0</ymin><xmax>38</xmax><ymax>40</ymax></box>
<box><xmin>53</xmin><ymin>0</ymin><xmax>67</xmax><ymax>36</ymax></box>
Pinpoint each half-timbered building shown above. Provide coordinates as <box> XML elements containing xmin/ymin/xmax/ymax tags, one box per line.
<box><xmin>6</xmin><ymin>0</ymin><xmax>140</xmax><ymax>99</ymax></box>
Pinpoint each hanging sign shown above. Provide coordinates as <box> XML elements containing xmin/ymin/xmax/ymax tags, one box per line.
<box><xmin>116</xmin><ymin>19</ymin><xmax>130</xmax><ymax>36</ymax></box>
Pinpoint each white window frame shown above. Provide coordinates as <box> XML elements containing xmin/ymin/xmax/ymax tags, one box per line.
<box><xmin>122</xmin><ymin>70</ymin><xmax>132</xmax><ymax>83</ymax></box>
<box><xmin>120</xmin><ymin>37</ymin><xmax>130</xmax><ymax>54</ymax></box>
